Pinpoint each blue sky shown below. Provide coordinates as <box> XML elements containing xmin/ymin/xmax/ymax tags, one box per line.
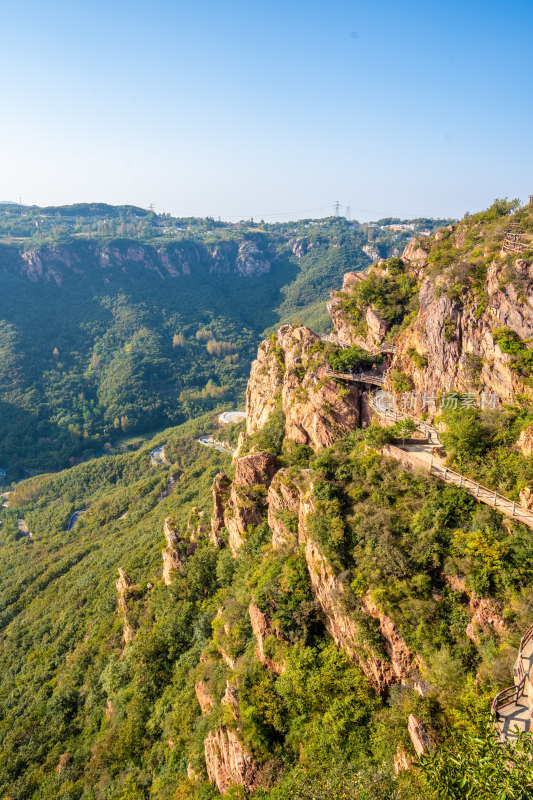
<box><xmin>1</xmin><ymin>0</ymin><xmax>532</xmax><ymax>221</ymax></box>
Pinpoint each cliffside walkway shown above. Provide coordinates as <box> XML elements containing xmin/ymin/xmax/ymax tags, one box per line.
<box><xmin>366</xmin><ymin>397</ymin><xmax>533</xmax><ymax>530</ymax></box>
<box><xmin>491</xmin><ymin>625</ymin><xmax>533</xmax><ymax>742</ymax></box>
<box><xmin>326</xmin><ymin>369</ymin><xmax>385</xmax><ymax>387</ymax></box>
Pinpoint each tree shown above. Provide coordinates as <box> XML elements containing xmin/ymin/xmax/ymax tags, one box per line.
<box><xmin>418</xmin><ymin>727</ymin><xmax>533</xmax><ymax>799</ymax></box>
<box><xmin>391</xmin><ymin>418</ymin><xmax>417</xmax><ymax>445</ymax></box>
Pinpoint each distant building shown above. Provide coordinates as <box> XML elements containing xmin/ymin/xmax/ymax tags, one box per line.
<box><xmin>0</xmin><ymin>468</ymin><xmax>7</xmax><ymax>483</ymax></box>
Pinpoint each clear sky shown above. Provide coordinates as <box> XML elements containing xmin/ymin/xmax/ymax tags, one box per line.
<box><xmin>1</xmin><ymin>0</ymin><xmax>532</xmax><ymax>221</ymax></box>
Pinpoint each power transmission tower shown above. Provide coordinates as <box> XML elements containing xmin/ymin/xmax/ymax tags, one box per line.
<box><xmin>148</xmin><ymin>203</ymin><xmax>155</xmax><ymax>213</ymax></box>
<box><xmin>334</xmin><ymin>200</ymin><xmax>341</xmax><ymax>216</ymax></box>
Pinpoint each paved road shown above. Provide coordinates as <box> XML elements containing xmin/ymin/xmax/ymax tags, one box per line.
<box><xmin>218</xmin><ymin>411</ymin><xmax>246</xmax><ymax>425</ymax></box>
<box><xmin>197</xmin><ymin>436</ymin><xmax>234</xmax><ymax>455</ymax></box>
<box><xmin>67</xmin><ymin>508</ymin><xmax>88</xmax><ymax>530</ymax></box>
<box><xmin>150</xmin><ymin>445</ymin><xmax>169</xmax><ymax>466</ymax></box>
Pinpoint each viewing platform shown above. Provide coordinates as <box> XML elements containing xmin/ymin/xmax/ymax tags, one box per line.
<box><xmin>325</xmin><ymin>369</ymin><xmax>384</xmax><ymax>387</ymax></box>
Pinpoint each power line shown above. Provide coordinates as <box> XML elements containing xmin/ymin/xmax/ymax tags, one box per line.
<box><xmin>160</xmin><ymin>204</ymin><xmax>335</xmax><ymax>221</ymax></box>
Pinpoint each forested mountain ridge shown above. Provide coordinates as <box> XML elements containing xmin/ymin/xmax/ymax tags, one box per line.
<box><xmin>3</xmin><ymin>199</ymin><xmax>533</xmax><ymax>799</ymax></box>
<box><xmin>0</xmin><ymin>205</ymin><xmax>449</xmax><ymax>479</ymax></box>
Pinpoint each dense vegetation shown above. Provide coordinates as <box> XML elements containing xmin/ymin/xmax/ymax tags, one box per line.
<box><xmin>2</xmin><ymin>405</ymin><xmax>533</xmax><ymax>799</ymax></box>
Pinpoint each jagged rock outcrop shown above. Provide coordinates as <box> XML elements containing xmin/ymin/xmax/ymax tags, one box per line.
<box><xmin>235</xmin><ymin>240</ymin><xmax>270</xmax><ymax>276</ymax></box>
<box><xmin>116</xmin><ymin>568</ymin><xmax>137</xmax><ymax>645</ymax></box>
<box><xmin>162</xmin><ymin>518</ymin><xmax>183</xmax><ymax>585</ymax></box>
<box><xmin>225</xmin><ymin>491</ymin><xmax>261</xmax><ymax>554</ymax></box>
<box><xmin>445</xmin><ymin>574</ymin><xmax>506</xmax><ymax>642</ymax></box>
<box><xmin>246</xmin><ymin>325</ymin><xmax>361</xmax><ymax>450</ymax></box>
<box><xmin>362</xmin><ymin>243</ymin><xmax>381</xmax><ymax>262</ymax></box>
<box><xmin>388</xmin><ymin>242</ymin><xmax>533</xmax><ymax>405</ymax></box>
<box><xmin>324</xmin><ymin>215</ymin><xmax>533</xmax><ymax>409</ymax></box>
<box><xmin>234</xmin><ymin>451</ymin><xmax>278</xmax><ymax>486</ymax></box>
<box><xmin>466</xmin><ymin>595</ymin><xmax>506</xmax><ymax>643</ymax></box>
<box><xmin>267</xmin><ymin>469</ymin><xmax>305</xmax><ymax>549</ymax></box>
<box><xmin>186</xmin><ymin>507</ymin><xmax>207</xmax><ymax>544</ymax></box>
<box><xmin>199</xmin><ymin>665</ymin><xmax>263</xmax><ymax>794</ymax></box>
<box><xmin>195</xmin><ymin>679</ymin><xmax>215</xmax><ymax>715</ymax></box>
<box><xmin>249</xmin><ymin>604</ymin><xmax>286</xmax><ymax>675</ymax></box>
<box><xmin>212</xmin><ymin>607</ymin><xmax>238</xmax><ymax>669</ymax></box>
<box><xmin>221</xmin><ymin>680</ymin><xmax>240</xmax><ymax>717</ymax></box>
<box><xmin>211</xmin><ymin>472</ymin><xmax>232</xmax><ymax>545</ymax></box>
<box><xmin>246</xmin><ymin>337</ymin><xmax>285</xmax><ymax>436</ymax></box>
<box><xmin>298</xmin><ymin>492</ymin><xmax>422</xmax><ymax>695</ymax></box>
<box><xmin>393</xmin><ymin>744</ymin><xmax>412</xmax><ymax>774</ymax></box>
<box><xmin>366</xmin><ymin>306</ymin><xmax>390</xmax><ymax>346</ymax></box>
<box><xmin>517</xmin><ymin>425</ymin><xmax>533</xmax><ymax>456</ymax></box>
<box><xmin>204</xmin><ymin>727</ymin><xmax>260</xmax><ymax>795</ymax></box>
<box><xmin>408</xmin><ymin>714</ymin><xmax>433</xmax><ymax>756</ymax></box>
<box><xmin>402</xmin><ymin>238</ymin><xmax>430</xmax><ymax>265</ymax></box>
<box><xmin>519</xmin><ymin>484</ymin><xmax>533</xmax><ymax>510</ymax></box>
<box><xmin>360</xmin><ymin>594</ymin><xmax>425</xmax><ymax>695</ymax></box>
<box><xmin>210</xmin><ymin>453</ymin><xmax>278</xmax><ymax>554</ymax></box>
<box><xmin>326</xmin><ymin>272</ymin><xmax>366</xmax><ymax>348</ymax></box>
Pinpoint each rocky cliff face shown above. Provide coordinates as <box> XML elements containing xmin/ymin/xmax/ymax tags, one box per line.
<box><xmin>210</xmin><ymin>452</ymin><xmax>278</xmax><ymax>554</ymax></box>
<box><xmin>162</xmin><ymin>518</ymin><xmax>183</xmax><ymax>586</ymax></box>
<box><xmin>267</xmin><ymin>468</ymin><xmax>305</xmax><ymax>550</ymax></box>
<box><xmin>246</xmin><ymin>324</ymin><xmax>361</xmax><ymax>450</ymax></box>
<box><xmin>204</xmin><ymin>727</ymin><xmax>260</xmax><ymax>795</ymax></box>
<box><xmin>116</xmin><ymin>568</ymin><xmax>137</xmax><ymax>645</ymax></box>
<box><xmin>210</xmin><ymin>454</ymin><xmax>425</xmax><ymax>697</ymax></box>
<box><xmin>325</xmin><ymin>209</ymin><xmax>533</xmax><ymax>408</ymax></box>
<box><xmin>196</xmin><ymin>654</ymin><xmax>262</xmax><ymax>794</ymax></box>
<box><xmin>248</xmin><ymin>603</ymin><xmax>286</xmax><ymax>675</ymax></box>
<box><xmin>297</xmin><ymin>490</ymin><xmax>422</xmax><ymax>695</ymax></box>
<box><xmin>3</xmin><ymin>236</ymin><xmax>273</xmax><ymax>287</ymax></box>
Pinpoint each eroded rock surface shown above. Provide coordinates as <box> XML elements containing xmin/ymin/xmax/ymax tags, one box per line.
<box><xmin>246</xmin><ymin>325</ymin><xmax>360</xmax><ymax>450</ymax></box>
<box><xmin>116</xmin><ymin>568</ymin><xmax>136</xmax><ymax>645</ymax></box>
<box><xmin>249</xmin><ymin>604</ymin><xmax>285</xmax><ymax>675</ymax></box>
<box><xmin>204</xmin><ymin>728</ymin><xmax>260</xmax><ymax>795</ymax></box>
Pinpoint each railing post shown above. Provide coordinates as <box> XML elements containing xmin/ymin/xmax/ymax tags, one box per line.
<box><xmin>444</xmin><ymin>467</ymin><xmax>448</xmax><ymax>481</ymax></box>
<box><xmin>512</xmin><ymin>501</ymin><xmax>516</xmax><ymax>517</ymax></box>
<box><xmin>459</xmin><ymin>474</ymin><xmax>463</xmax><ymax>488</ymax></box>
<box><xmin>494</xmin><ymin>491</ymin><xmax>497</xmax><ymax>507</ymax></box>
<box><xmin>476</xmin><ymin>483</ymin><xmax>480</xmax><ymax>497</ymax></box>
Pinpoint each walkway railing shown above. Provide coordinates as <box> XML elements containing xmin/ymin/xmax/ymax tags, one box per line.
<box><xmin>367</xmin><ymin>398</ymin><xmax>441</xmax><ymax>445</ymax></box>
<box><xmin>428</xmin><ymin>462</ymin><xmax>533</xmax><ymax>526</ymax></box>
<box><xmin>491</xmin><ymin>623</ymin><xmax>533</xmax><ymax>718</ymax></box>
<box><xmin>326</xmin><ymin>369</ymin><xmax>384</xmax><ymax>387</ymax></box>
